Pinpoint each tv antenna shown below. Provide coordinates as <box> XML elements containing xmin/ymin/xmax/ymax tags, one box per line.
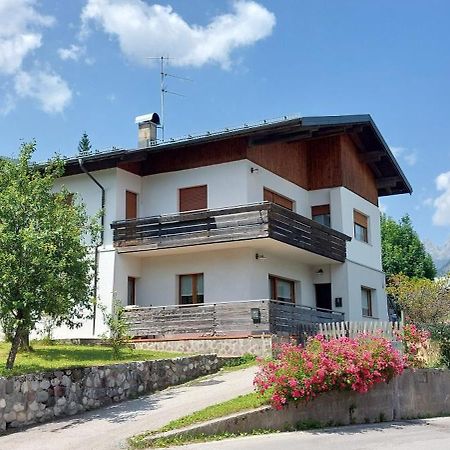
<box><xmin>146</xmin><ymin>56</ymin><xmax>192</xmax><ymax>141</ymax></box>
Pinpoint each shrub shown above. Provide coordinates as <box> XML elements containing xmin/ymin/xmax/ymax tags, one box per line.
<box><xmin>427</xmin><ymin>323</ymin><xmax>450</xmax><ymax>369</ymax></box>
<box><xmin>254</xmin><ymin>335</ymin><xmax>404</xmax><ymax>410</ymax></box>
<box><xmin>101</xmin><ymin>299</ymin><xmax>131</xmax><ymax>359</ymax></box>
<box><xmin>395</xmin><ymin>324</ymin><xmax>430</xmax><ymax>368</ymax></box>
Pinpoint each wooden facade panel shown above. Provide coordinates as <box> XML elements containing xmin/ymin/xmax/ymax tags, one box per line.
<box><xmin>340</xmin><ymin>134</ymin><xmax>378</xmax><ymax>205</ymax></box>
<box><xmin>141</xmin><ymin>138</ymin><xmax>248</xmax><ymax>176</ymax></box>
<box><xmin>307</xmin><ymin>136</ymin><xmax>342</xmax><ymax>191</ymax></box>
<box><xmin>247</xmin><ymin>140</ymin><xmax>309</xmax><ymax>189</ymax></box>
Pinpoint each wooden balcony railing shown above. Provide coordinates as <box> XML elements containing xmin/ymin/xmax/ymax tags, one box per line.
<box><xmin>123</xmin><ymin>299</ymin><xmax>345</xmax><ymax>339</ymax></box>
<box><xmin>111</xmin><ymin>202</ymin><xmax>351</xmax><ymax>262</ymax></box>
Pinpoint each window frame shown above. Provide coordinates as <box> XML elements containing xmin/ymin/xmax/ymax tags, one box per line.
<box><xmin>179</xmin><ymin>273</ymin><xmax>204</xmax><ymax>305</ymax></box>
<box><xmin>179</xmin><ymin>185</ymin><xmax>208</xmax><ymax>212</ymax></box>
<box><xmin>125</xmin><ymin>190</ymin><xmax>138</xmax><ymax>220</ymax></box>
<box><xmin>269</xmin><ymin>275</ymin><xmax>296</xmax><ymax>303</ymax></box>
<box><xmin>263</xmin><ymin>188</ymin><xmax>294</xmax><ymax>211</ymax></box>
<box><xmin>127</xmin><ymin>276</ymin><xmax>136</xmax><ymax>306</ymax></box>
<box><xmin>353</xmin><ymin>209</ymin><xmax>369</xmax><ymax>243</ymax></box>
<box><xmin>311</xmin><ymin>204</ymin><xmax>331</xmax><ymax>227</ymax></box>
<box><xmin>361</xmin><ymin>286</ymin><xmax>373</xmax><ymax>317</ymax></box>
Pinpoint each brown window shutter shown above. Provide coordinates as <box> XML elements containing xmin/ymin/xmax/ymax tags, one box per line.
<box><xmin>179</xmin><ymin>185</ymin><xmax>207</xmax><ymax>212</ymax></box>
<box><xmin>312</xmin><ymin>204</ymin><xmax>330</xmax><ymax>216</ymax></box>
<box><xmin>264</xmin><ymin>188</ymin><xmax>293</xmax><ymax>210</ymax></box>
<box><xmin>354</xmin><ymin>210</ymin><xmax>368</xmax><ymax>228</ymax></box>
<box><xmin>126</xmin><ymin>191</ymin><xmax>138</xmax><ymax>219</ymax></box>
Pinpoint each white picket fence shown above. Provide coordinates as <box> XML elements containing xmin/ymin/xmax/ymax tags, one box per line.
<box><xmin>317</xmin><ymin>321</ymin><xmax>403</xmax><ymax>340</ymax></box>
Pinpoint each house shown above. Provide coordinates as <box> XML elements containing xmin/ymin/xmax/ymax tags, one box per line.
<box><xmin>52</xmin><ymin>114</ymin><xmax>411</xmax><ymax>342</ymax></box>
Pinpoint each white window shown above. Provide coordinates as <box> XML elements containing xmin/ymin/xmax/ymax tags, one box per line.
<box><xmin>361</xmin><ymin>287</ymin><xmax>373</xmax><ymax>317</ymax></box>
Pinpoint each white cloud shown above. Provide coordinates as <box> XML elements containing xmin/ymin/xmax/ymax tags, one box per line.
<box><xmin>14</xmin><ymin>69</ymin><xmax>72</xmax><ymax>113</ymax></box>
<box><xmin>433</xmin><ymin>171</ymin><xmax>450</xmax><ymax>226</ymax></box>
<box><xmin>0</xmin><ymin>0</ymin><xmax>54</xmax><ymax>75</ymax></box>
<box><xmin>390</xmin><ymin>146</ymin><xmax>417</xmax><ymax>167</ymax></box>
<box><xmin>80</xmin><ymin>0</ymin><xmax>276</xmax><ymax>69</ymax></box>
<box><xmin>379</xmin><ymin>203</ymin><xmax>387</xmax><ymax>214</ymax></box>
<box><xmin>58</xmin><ymin>44</ymin><xmax>85</xmax><ymax>61</ymax></box>
<box><xmin>0</xmin><ymin>1</ymin><xmax>73</xmax><ymax>113</ymax></box>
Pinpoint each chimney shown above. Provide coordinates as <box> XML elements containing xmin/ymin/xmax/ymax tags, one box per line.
<box><xmin>135</xmin><ymin>113</ymin><xmax>161</xmax><ymax>148</ymax></box>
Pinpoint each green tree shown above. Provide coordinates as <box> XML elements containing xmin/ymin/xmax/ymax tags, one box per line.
<box><xmin>78</xmin><ymin>132</ymin><xmax>92</xmax><ymax>157</ymax></box>
<box><xmin>0</xmin><ymin>142</ymin><xmax>98</xmax><ymax>370</ymax></box>
<box><xmin>381</xmin><ymin>213</ymin><xmax>436</xmax><ymax>280</ymax></box>
<box><xmin>387</xmin><ymin>274</ymin><xmax>450</xmax><ymax>325</ymax></box>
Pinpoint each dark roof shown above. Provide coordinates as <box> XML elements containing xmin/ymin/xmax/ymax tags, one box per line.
<box><xmin>61</xmin><ymin>114</ymin><xmax>412</xmax><ymax>197</ymax></box>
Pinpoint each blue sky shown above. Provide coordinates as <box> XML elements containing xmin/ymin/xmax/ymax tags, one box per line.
<box><xmin>1</xmin><ymin>0</ymin><xmax>450</xmax><ymax>248</ymax></box>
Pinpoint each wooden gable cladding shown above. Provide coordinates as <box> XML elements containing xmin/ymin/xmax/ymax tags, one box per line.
<box><xmin>340</xmin><ymin>134</ymin><xmax>378</xmax><ymax>205</ymax></box>
<box><xmin>247</xmin><ymin>140</ymin><xmax>309</xmax><ymax>189</ymax></box>
<box><xmin>141</xmin><ymin>137</ymin><xmax>248</xmax><ymax>176</ymax></box>
<box><xmin>307</xmin><ymin>136</ymin><xmax>343</xmax><ymax>191</ymax></box>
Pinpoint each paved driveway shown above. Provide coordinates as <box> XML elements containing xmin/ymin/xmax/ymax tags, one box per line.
<box><xmin>174</xmin><ymin>417</ymin><xmax>450</xmax><ymax>450</ymax></box>
<box><xmin>0</xmin><ymin>366</ymin><xmax>258</xmax><ymax>450</ymax></box>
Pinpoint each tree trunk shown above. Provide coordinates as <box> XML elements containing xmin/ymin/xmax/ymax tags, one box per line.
<box><xmin>5</xmin><ymin>326</ymin><xmax>23</xmax><ymax>370</ymax></box>
<box><xmin>18</xmin><ymin>330</ymin><xmax>33</xmax><ymax>352</ymax></box>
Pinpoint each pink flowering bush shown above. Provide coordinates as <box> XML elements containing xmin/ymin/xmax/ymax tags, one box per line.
<box><xmin>396</xmin><ymin>324</ymin><xmax>431</xmax><ymax>368</ymax></box>
<box><xmin>254</xmin><ymin>335</ymin><xmax>405</xmax><ymax>410</ymax></box>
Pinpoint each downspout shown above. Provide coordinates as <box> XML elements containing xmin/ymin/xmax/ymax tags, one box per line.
<box><xmin>78</xmin><ymin>158</ymin><xmax>105</xmax><ymax>336</ymax></box>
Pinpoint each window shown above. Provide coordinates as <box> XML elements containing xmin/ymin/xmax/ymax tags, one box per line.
<box><xmin>127</xmin><ymin>277</ymin><xmax>136</xmax><ymax>306</ymax></box>
<box><xmin>126</xmin><ymin>191</ymin><xmax>138</xmax><ymax>220</ymax></box>
<box><xmin>179</xmin><ymin>185</ymin><xmax>207</xmax><ymax>212</ymax></box>
<box><xmin>354</xmin><ymin>210</ymin><xmax>368</xmax><ymax>243</ymax></box>
<box><xmin>263</xmin><ymin>188</ymin><xmax>294</xmax><ymax>211</ymax></box>
<box><xmin>269</xmin><ymin>275</ymin><xmax>295</xmax><ymax>303</ymax></box>
<box><xmin>361</xmin><ymin>287</ymin><xmax>373</xmax><ymax>317</ymax></box>
<box><xmin>179</xmin><ymin>274</ymin><xmax>204</xmax><ymax>305</ymax></box>
<box><xmin>312</xmin><ymin>204</ymin><xmax>331</xmax><ymax>227</ymax></box>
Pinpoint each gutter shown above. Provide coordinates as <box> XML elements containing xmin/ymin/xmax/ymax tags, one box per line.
<box><xmin>78</xmin><ymin>158</ymin><xmax>105</xmax><ymax>336</ymax></box>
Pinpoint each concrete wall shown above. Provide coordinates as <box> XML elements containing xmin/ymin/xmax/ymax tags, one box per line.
<box><xmin>146</xmin><ymin>369</ymin><xmax>450</xmax><ymax>445</ymax></box>
<box><xmin>0</xmin><ymin>354</ymin><xmax>219</xmax><ymax>432</ymax></box>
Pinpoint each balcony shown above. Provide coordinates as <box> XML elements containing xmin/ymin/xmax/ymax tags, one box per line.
<box><xmin>123</xmin><ymin>299</ymin><xmax>346</xmax><ymax>339</ymax></box>
<box><xmin>111</xmin><ymin>202</ymin><xmax>351</xmax><ymax>262</ymax></box>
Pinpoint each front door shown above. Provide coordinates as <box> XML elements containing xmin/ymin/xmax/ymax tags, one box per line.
<box><xmin>315</xmin><ymin>283</ymin><xmax>332</xmax><ymax>310</ymax></box>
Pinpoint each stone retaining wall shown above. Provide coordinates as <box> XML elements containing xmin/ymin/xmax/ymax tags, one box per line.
<box><xmin>146</xmin><ymin>368</ymin><xmax>450</xmax><ymax>445</ymax></box>
<box><xmin>0</xmin><ymin>354</ymin><xmax>219</xmax><ymax>432</ymax></box>
<box><xmin>133</xmin><ymin>335</ymin><xmax>279</xmax><ymax>357</ymax></box>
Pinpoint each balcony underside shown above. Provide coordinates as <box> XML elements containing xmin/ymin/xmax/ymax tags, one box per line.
<box><xmin>111</xmin><ymin>203</ymin><xmax>351</xmax><ymax>263</ymax></box>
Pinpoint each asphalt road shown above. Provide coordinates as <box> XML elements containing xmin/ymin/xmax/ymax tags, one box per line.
<box><xmin>0</xmin><ymin>366</ymin><xmax>257</xmax><ymax>450</ymax></box>
<box><xmin>173</xmin><ymin>417</ymin><xmax>450</xmax><ymax>450</ymax></box>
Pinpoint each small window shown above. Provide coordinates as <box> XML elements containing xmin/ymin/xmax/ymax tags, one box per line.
<box><xmin>264</xmin><ymin>188</ymin><xmax>294</xmax><ymax>211</ymax></box>
<box><xmin>269</xmin><ymin>275</ymin><xmax>295</xmax><ymax>303</ymax></box>
<box><xmin>179</xmin><ymin>185</ymin><xmax>207</xmax><ymax>212</ymax></box>
<box><xmin>361</xmin><ymin>287</ymin><xmax>373</xmax><ymax>317</ymax></box>
<box><xmin>312</xmin><ymin>204</ymin><xmax>331</xmax><ymax>227</ymax></box>
<box><xmin>127</xmin><ymin>277</ymin><xmax>136</xmax><ymax>306</ymax></box>
<box><xmin>354</xmin><ymin>210</ymin><xmax>369</xmax><ymax>243</ymax></box>
<box><xmin>179</xmin><ymin>273</ymin><xmax>204</xmax><ymax>305</ymax></box>
<box><xmin>126</xmin><ymin>191</ymin><xmax>138</xmax><ymax>220</ymax></box>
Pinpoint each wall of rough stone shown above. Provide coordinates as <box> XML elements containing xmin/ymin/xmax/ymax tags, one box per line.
<box><xmin>0</xmin><ymin>354</ymin><xmax>219</xmax><ymax>432</ymax></box>
<box><xmin>133</xmin><ymin>335</ymin><xmax>275</xmax><ymax>357</ymax></box>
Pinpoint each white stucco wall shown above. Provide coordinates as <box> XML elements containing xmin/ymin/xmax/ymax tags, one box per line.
<box><xmin>119</xmin><ymin>246</ymin><xmax>317</xmax><ymax>307</ymax></box>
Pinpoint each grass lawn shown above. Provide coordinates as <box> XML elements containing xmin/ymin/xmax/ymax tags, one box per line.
<box><xmin>129</xmin><ymin>391</ymin><xmax>269</xmax><ymax>448</ymax></box>
<box><xmin>0</xmin><ymin>342</ymin><xmax>185</xmax><ymax>377</ymax></box>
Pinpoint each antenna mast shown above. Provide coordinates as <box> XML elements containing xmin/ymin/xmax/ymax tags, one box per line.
<box><xmin>147</xmin><ymin>56</ymin><xmax>191</xmax><ymax>142</ymax></box>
